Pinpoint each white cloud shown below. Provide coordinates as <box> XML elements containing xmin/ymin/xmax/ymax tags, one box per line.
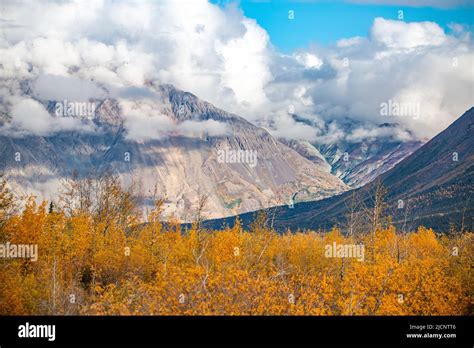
<box><xmin>295</xmin><ymin>53</ymin><xmax>324</xmax><ymax>69</ymax></box>
<box><xmin>264</xmin><ymin>17</ymin><xmax>473</xmax><ymax>140</ymax></box>
<box><xmin>9</xmin><ymin>98</ymin><xmax>52</xmax><ymax>136</ymax></box>
<box><xmin>180</xmin><ymin>119</ymin><xmax>230</xmax><ymax>138</ymax></box>
<box><xmin>0</xmin><ymin>0</ymin><xmax>269</xmax><ymax>136</ymax></box>
<box><xmin>313</xmin><ymin>122</ymin><xmax>347</xmax><ymax>144</ymax></box>
<box><xmin>215</xmin><ymin>18</ymin><xmax>272</xmax><ymax>108</ymax></box>
<box><xmin>266</xmin><ymin>111</ymin><xmax>320</xmax><ymax>142</ymax></box>
<box><xmin>119</xmin><ymin>99</ymin><xmax>230</xmax><ymax>141</ymax></box>
<box><xmin>0</xmin><ymin>0</ymin><xmax>472</xmax><ymax>144</ymax></box>
<box><xmin>2</xmin><ymin>97</ymin><xmax>94</xmax><ymax>137</ymax></box>
<box><xmin>32</xmin><ymin>74</ymin><xmax>106</xmax><ymax>102</ymax></box>
<box><xmin>120</xmin><ymin>99</ymin><xmax>174</xmax><ymax>141</ymax></box>
<box><xmin>346</xmin><ymin>125</ymin><xmax>413</xmax><ymax>142</ymax></box>
<box><xmin>371</xmin><ymin>18</ymin><xmax>446</xmax><ymax>49</ymax></box>
<box><xmin>337</xmin><ymin>36</ymin><xmax>365</xmax><ymax>48</ymax></box>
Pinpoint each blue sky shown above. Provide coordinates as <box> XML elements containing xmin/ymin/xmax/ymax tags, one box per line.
<box><xmin>212</xmin><ymin>0</ymin><xmax>474</xmax><ymax>52</ymax></box>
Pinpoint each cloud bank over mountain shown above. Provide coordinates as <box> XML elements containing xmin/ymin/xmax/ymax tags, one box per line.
<box><xmin>0</xmin><ymin>0</ymin><xmax>472</xmax><ymax>142</ymax></box>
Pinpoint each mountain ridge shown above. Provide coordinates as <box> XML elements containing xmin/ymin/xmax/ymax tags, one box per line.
<box><xmin>0</xmin><ymin>82</ymin><xmax>348</xmax><ymax>221</ymax></box>
<box><xmin>201</xmin><ymin>107</ymin><xmax>474</xmax><ymax>232</ymax></box>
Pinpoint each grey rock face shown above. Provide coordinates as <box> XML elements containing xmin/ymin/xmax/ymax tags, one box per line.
<box><xmin>318</xmin><ymin>139</ymin><xmax>423</xmax><ymax>188</ymax></box>
<box><xmin>0</xmin><ymin>83</ymin><xmax>348</xmax><ymax>221</ymax></box>
<box><xmin>281</xmin><ymin>117</ymin><xmax>424</xmax><ymax>188</ymax></box>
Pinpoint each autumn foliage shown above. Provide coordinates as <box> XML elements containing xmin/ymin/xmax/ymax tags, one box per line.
<box><xmin>0</xmin><ymin>175</ymin><xmax>472</xmax><ymax>315</ymax></box>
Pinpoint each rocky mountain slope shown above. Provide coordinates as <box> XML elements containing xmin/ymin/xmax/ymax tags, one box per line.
<box><xmin>203</xmin><ymin>107</ymin><xmax>474</xmax><ymax>232</ymax></box>
<box><xmin>318</xmin><ymin>138</ymin><xmax>423</xmax><ymax>188</ymax></box>
<box><xmin>282</xmin><ymin>116</ymin><xmax>423</xmax><ymax>188</ymax></box>
<box><xmin>0</xmin><ymin>83</ymin><xmax>348</xmax><ymax>221</ymax></box>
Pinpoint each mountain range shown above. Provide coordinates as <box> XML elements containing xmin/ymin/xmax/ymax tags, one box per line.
<box><xmin>1</xmin><ymin>81</ymin><xmax>465</xmax><ymax>229</ymax></box>
<box><xmin>1</xmin><ymin>83</ymin><xmax>349</xmax><ymax>221</ymax></box>
<box><xmin>202</xmin><ymin>107</ymin><xmax>474</xmax><ymax>232</ymax></box>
